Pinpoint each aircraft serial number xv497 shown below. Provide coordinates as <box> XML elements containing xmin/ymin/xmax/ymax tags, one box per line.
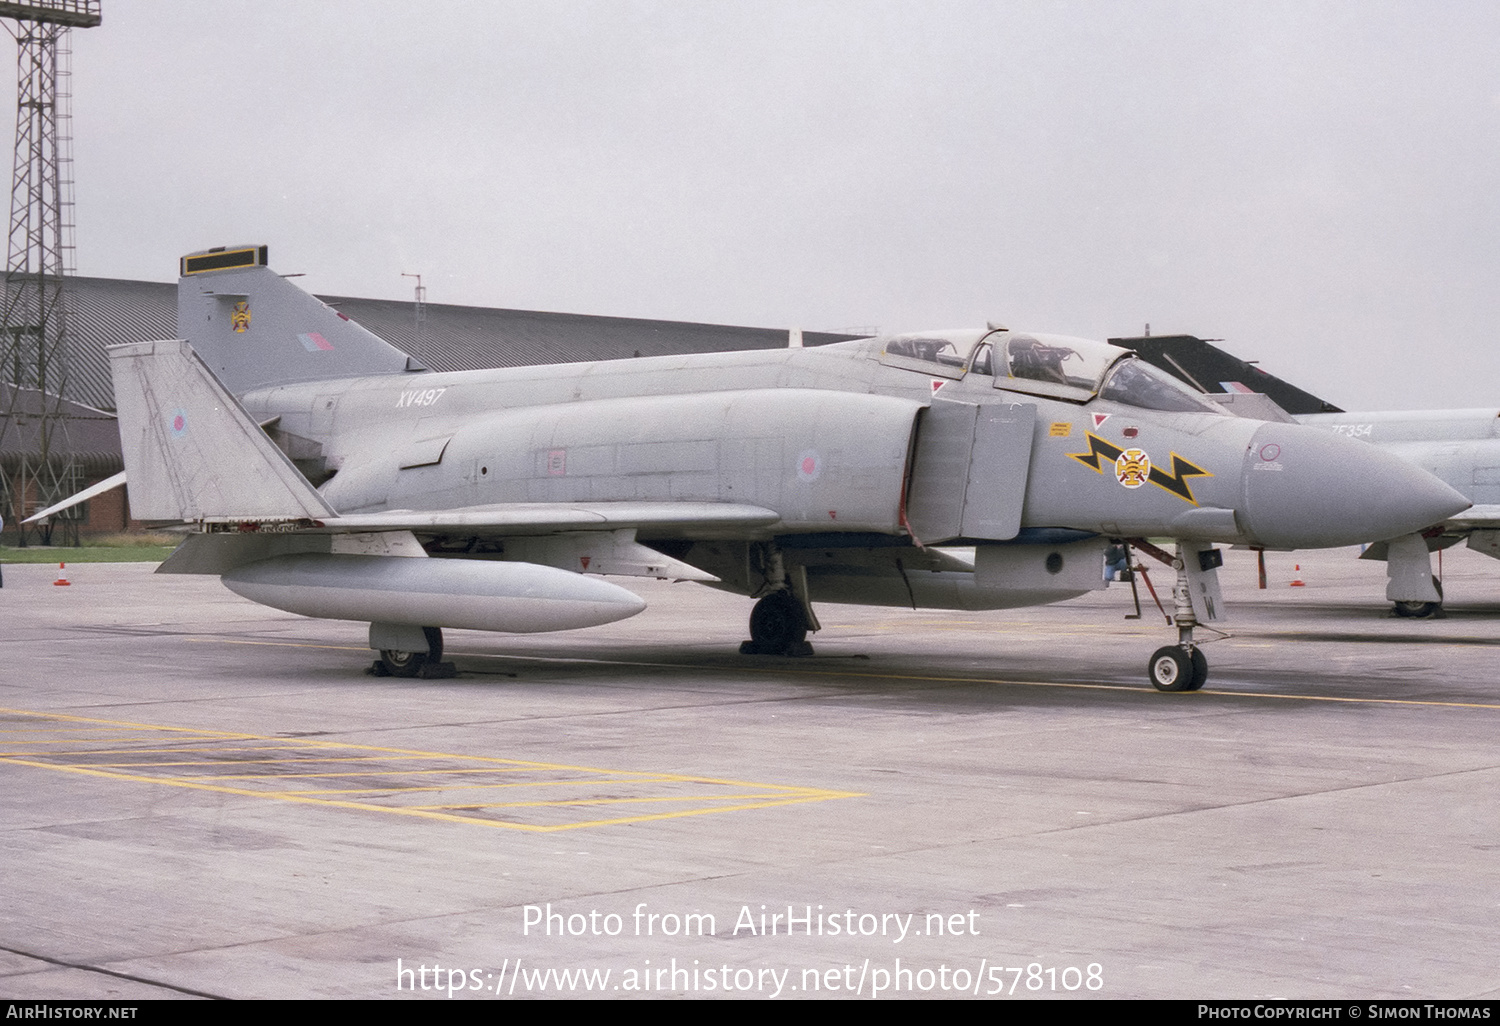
<box><xmin>40</xmin><ymin>247</ymin><xmax>1468</xmax><ymax>691</ymax></box>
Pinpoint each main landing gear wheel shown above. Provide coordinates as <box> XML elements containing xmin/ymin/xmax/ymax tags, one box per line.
<box><xmin>1392</xmin><ymin>579</ymin><xmax>1443</xmax><ymax>619</ymax></box>
<box><xmin>1392</xmin><ymin>600</ymin><xmax>1439</xmax><ymax>618</ymax></box>
<box><xmin>1149</xmin><ymin>645</ymin><xmax>1207</xmax><ymax>692</ymax></box>
<box><xmin>379</xmin><ymin>627</ymin><xmax>445</xmax><ymax>678</ymax></box>
<box><xmin>740</xmin><ymin>591</ymin><xmax>813</xmax><ymax>656</ymax></box>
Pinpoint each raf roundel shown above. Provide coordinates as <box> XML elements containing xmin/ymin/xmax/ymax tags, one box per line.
<box><xmin>169</xmin><ymin>408</ymin><xmax>188</xmax><ymax>438</ymax></box>
<box><xmin>796</xmin><ymin>449</ymin><xmax>822</xmax><ymax>483</ymax></box>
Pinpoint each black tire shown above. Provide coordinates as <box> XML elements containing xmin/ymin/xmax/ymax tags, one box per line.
<box><xmin>380</xmin><ymin>627</ymin><xmax>443</xmax><ymax>677</ymax></box>
<box><xmin>1392</xmin><ymin>600</ymin><xmax>1439</xmax><ymax>619</ymax></box>
<box><xmin>1186</xmin><ymin>646</ymin><xmax>1208</xmax><ymax>691</ymax></box>
<box><xmin>1149</xmin><ymin>646</ymin><xmax>1194</xmax><ymax>692</ymax></box>
<box><xmin>422</xmin><ymin>626</ymin><xmax>444</xmax><ymax>663</ymax></box>
<box><xmin>379</xmin><ymin>648</ymin><xmax>427</xmax><ymax>677</ymax></box>
<box><xmin>748</xmin><ymin>591</ymin><xmax>807</xmax><ymax>653</ymax></box>
<box><xmin>1393</xmin><ymin>578</ymin><xmax>1443</xmax><ymax>619</ymax></box>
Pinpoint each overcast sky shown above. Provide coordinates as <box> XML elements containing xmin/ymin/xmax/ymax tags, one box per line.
<box><xmin>22</xmin><ymin>1</ymin><xmax>1500</xmax><ymax>409</ymax></box>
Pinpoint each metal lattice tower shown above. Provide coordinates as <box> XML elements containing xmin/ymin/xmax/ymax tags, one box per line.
<box><xmin>0</xmin><ymin>1</ymin><xmax>99</xmax><ymax>545</ymax></box>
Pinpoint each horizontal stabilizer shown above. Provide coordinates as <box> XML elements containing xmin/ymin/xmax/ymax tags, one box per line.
<box><xmin>22</xmin><ymin>470</ymin><xmax>128</xmax><ymax>524</ymax></box>
<box><xmin>110</xmin><ymin>340</ymin><xmax>337</xmax><ymax>521</ymax></box>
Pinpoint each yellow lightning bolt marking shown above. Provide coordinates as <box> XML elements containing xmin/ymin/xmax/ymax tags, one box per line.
<box><xmin>1066</xmin><ymin>431</ymin><xmax>1212</xmax><ymax>505</ymax></box>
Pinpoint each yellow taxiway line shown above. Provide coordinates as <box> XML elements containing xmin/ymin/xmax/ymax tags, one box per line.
<box><xmin>0</xmin><ymin>706</ymin><xmax>861</xmax><ymax>832</ymax></box>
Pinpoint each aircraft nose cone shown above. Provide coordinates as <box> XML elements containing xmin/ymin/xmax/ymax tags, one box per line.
<box><xmin>1239</xmin><ymin>423</ymin><xmax>1469</xmax><ymax>549</ymax></box>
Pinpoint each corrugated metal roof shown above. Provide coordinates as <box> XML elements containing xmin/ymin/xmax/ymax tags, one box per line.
<box><xmin>0</xmin><ymin>382</ymin><xmax>123</xmax><ymax>473</ymax></box>
<box><xmin>65</xmin><ymin>277</ymin><xmax>177</xmax><ymax>410</ymax></box>
<box><xmin>51</xmin><ymin>277</ymin><xmax>859</xmax><ymax>410</ymax></box>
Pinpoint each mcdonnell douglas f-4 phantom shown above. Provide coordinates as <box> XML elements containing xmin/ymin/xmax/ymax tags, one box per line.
<box><xmin>1113</xmin><ymin>332</ymin><xmax>1500</xmax><ymax>619</ymax></box>
<box><xmin>37</xmin><ymin>247</ymin><xmax>1468</xmax><ymax>691</ymax></box>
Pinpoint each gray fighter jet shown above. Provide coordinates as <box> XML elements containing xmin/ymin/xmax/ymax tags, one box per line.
<box><xmin>1115</xmin><ymin>333</ymin><xmax>1498</xmax><ymax>618</ymax></box>
<box><xmin>33</xmin><ymin>247</ymin><xmax>1467</xmax><ymax>690</ymax></box>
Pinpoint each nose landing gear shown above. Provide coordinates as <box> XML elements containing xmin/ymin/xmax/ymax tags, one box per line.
<box><xmin>1135</xmin><ymin>540</ymin><xmax>1219</xmax><ymax>693</ymax></box>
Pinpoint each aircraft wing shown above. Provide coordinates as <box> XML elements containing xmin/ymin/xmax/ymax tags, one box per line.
<box><xmin>24</xmin><ymin>480</ymin><xmax>778</xmax><ymax>538</ymax></box>
<box><xmin>157</xmin><ymin>501</ymin><xmax>784</xmax><ymax>579</ymax></box>
<box><xmin>313</xmin><ymin>501</ymin><xmax>781</xmax><ymax>537</ymax></box>
<box><xmin>1357</xmin><ymin>504</ymin><xmax>1500</xmax><ymax>568</ymax></box>
<box><xmin>1448</xmin><ymin>504</ymin><xmax>1500</xmax><ymax>529</ymax></box>
<box><xmin>157</xmin><ymin>500</ymin><xmax>776</xmax><ymax>580</ymax></box>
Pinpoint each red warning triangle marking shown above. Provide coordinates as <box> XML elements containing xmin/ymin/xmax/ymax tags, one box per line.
<box><xmin>931</xmin><ymin>379</ymin><xmax>946</xmax><ymax>393</ymax></box>
<box><xmin>1092</xmin><ymin>412</ymin><xmax>1111</xmax><ymax>429</ymax></box>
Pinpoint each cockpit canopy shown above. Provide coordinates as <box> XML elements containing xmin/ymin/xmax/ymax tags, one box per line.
<box><xmin>880</xmin><ymin>329</ymin><xmax>989</xmax><ymax>373</ymax></box>
<box><xmin>878</xmin><ymin>328</ymin><xmax>1222</xmax><ymax>414</ymax></box>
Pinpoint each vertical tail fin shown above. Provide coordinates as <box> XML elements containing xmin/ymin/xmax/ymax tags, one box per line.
<box><xmin>176</xmin><ymin>245</ymin><xmax>424</xmax><ymax>396</ymax></box>
<box><xmin>110</xmin><ymin>339</ymin><xmax>336</xmax><ymax>521</ymax></box>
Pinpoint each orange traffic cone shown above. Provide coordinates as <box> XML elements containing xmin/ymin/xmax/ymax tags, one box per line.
<box><xmin>1289</xmin><ymin>564</ymin><xmax>1305</xmax><ymax>587</ymax></box>
<box><xmin>53</xmin><ymin>562</ymin><xmax>70</xmax><ymax>586</ymax></box>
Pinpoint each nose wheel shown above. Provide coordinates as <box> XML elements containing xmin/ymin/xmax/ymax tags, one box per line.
<box><xmin>1148</xmin><ymin>645</ymin><xmax>1208</xmax><ymax>692</ymax></box>
<box><xmin>1138</xmin><ymin>539</ymin><xmax>1219</xmax><ymax>692</ymax></box>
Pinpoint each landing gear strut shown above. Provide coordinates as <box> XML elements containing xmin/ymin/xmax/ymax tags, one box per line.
<box><xmin>738</xmin><ymin>544</ymin><xmax>817</xmax><ymax>656</ymax></box>
<box><xmin>1385</xmin><ymin>532</ymin><xmax>1444</xmax><ymax>619</ymax></box>
<box><xmin>1146</xmin><ymin>544</ymin><xmax>1209</xmax><ymax>692</ymax></box>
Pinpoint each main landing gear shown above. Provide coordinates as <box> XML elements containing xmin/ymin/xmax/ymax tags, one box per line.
<box><xmin>740</xmin><ymin>590</ymin><xmax>815</xmax><ymax>657</ymax></box>
<box><xmin>371</xmin><ymin>626</ymin><xmax>457</xmax><ymax>678</ymax></box>
<box><xmin>1382</xmin><ymin>531</ymin><xmax>1446</xmax><ymax>620</ymax></box>
<box><xmin>738</xmin><ymin>543</ymin><xmax>818</xmax><ymax>657</ymax></box>
<box><xmin>1392</xmin><ymin>580</ymin><xmax>1443</xmax><ymax>619</ymax></box>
